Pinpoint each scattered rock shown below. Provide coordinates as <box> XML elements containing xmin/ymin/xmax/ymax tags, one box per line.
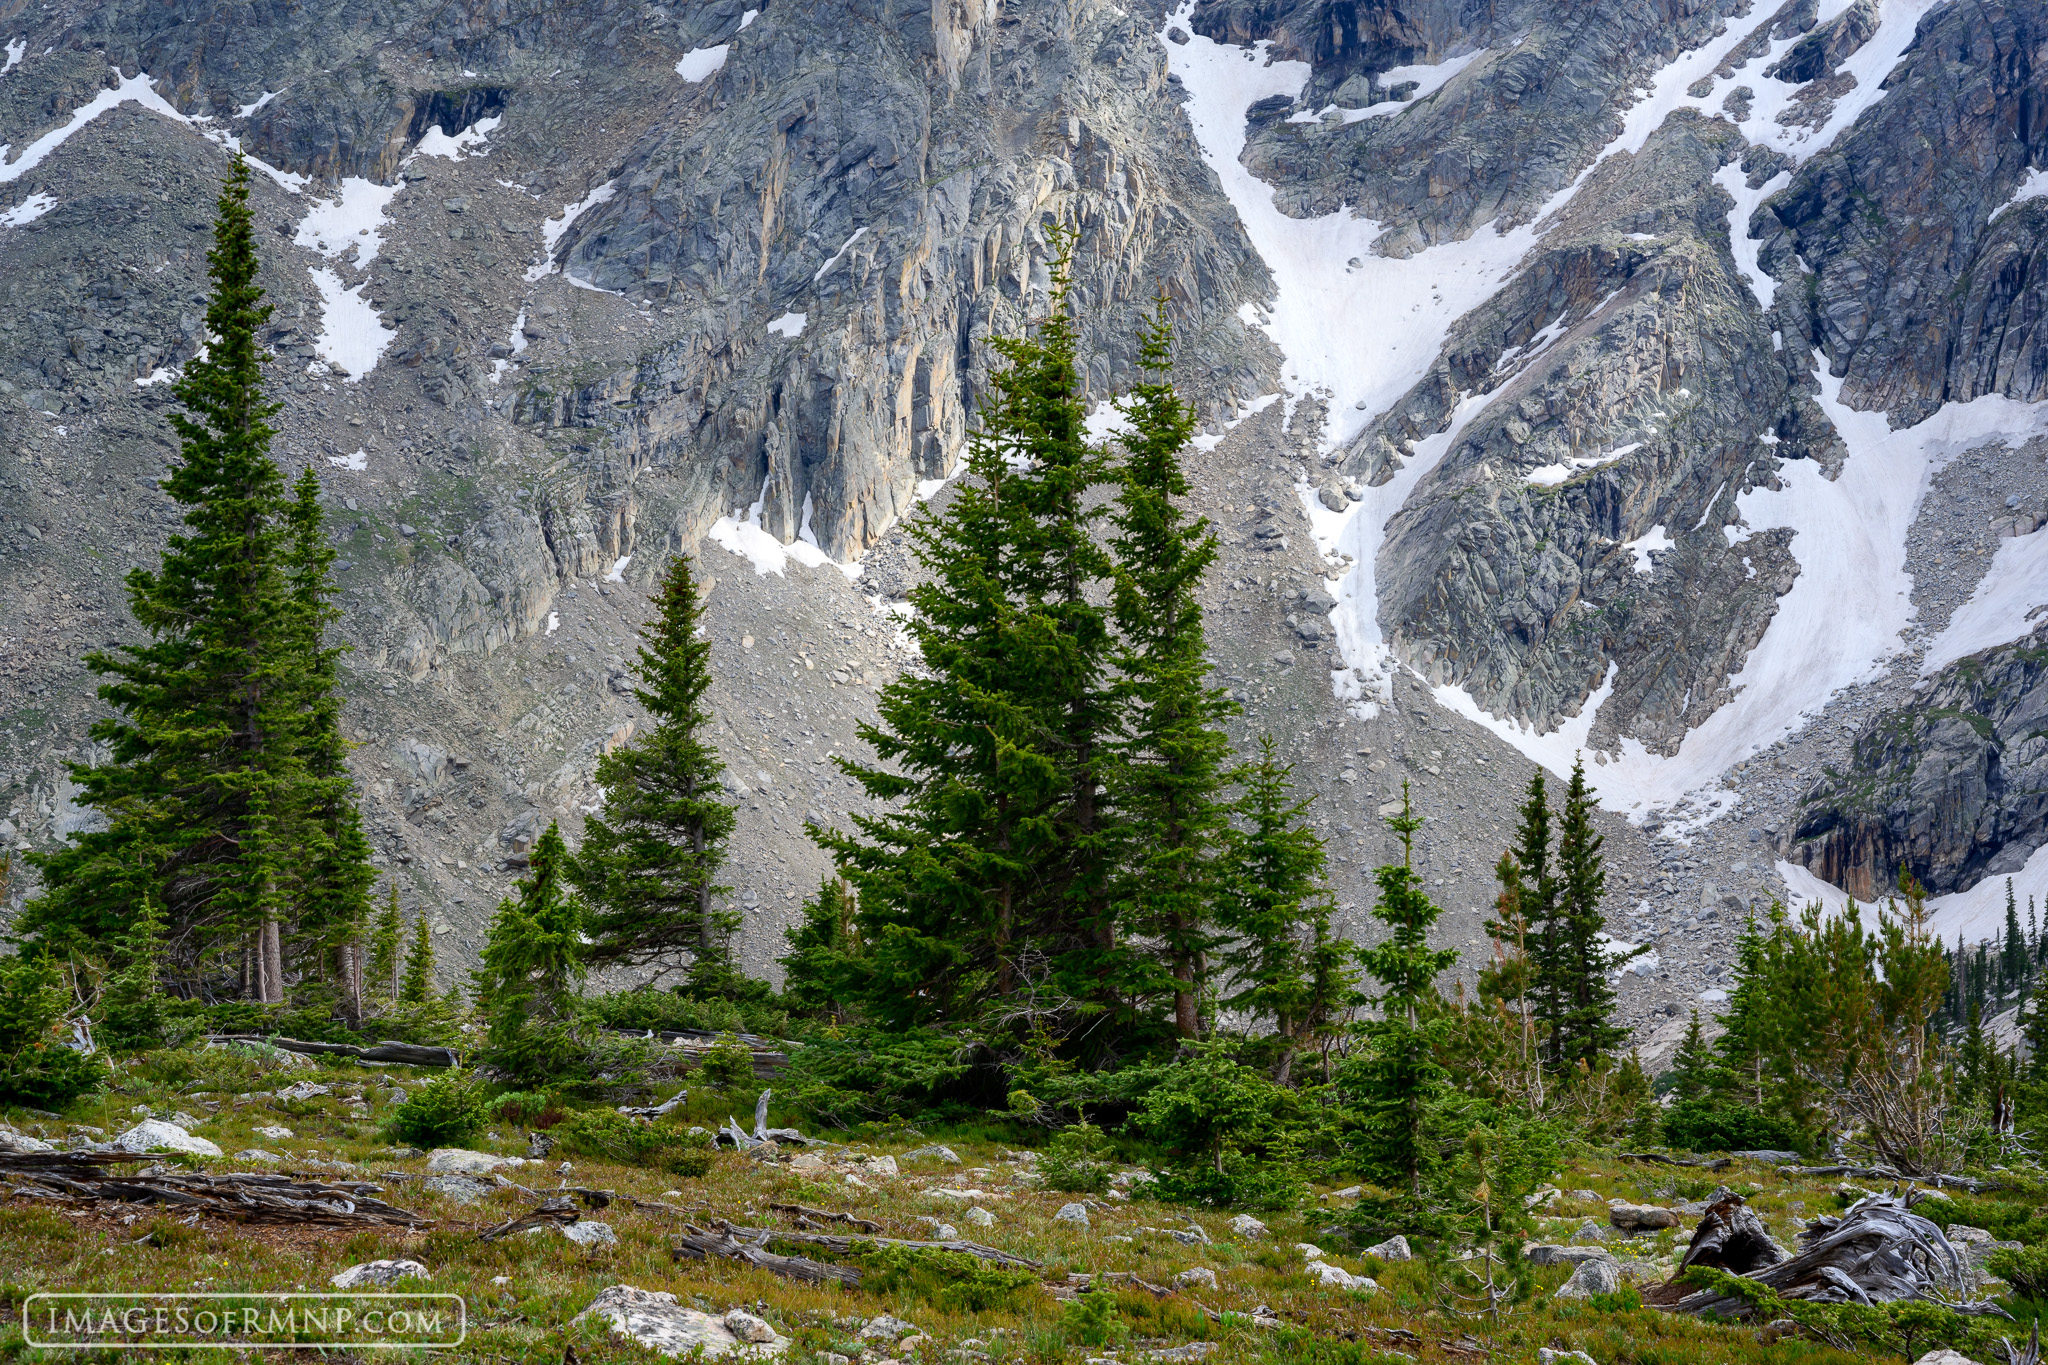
<box><xmin>1294</xmin><ymin>1243</ymin><xmax>1326</xmax><ymax>1260</ymax></box>
<box><xmin>902</xmin><ymin>1144</ymin><xmax>962</xmax><ymax>1165</ymax></box>
<box><xmin>1608</xmin><ymin>1203</ymin><xmax>1679</xmax><ymax>1233</ymax></box>
<box><xmin>233</xmin><ymin>1149</ymin><xmax>283</xmax><ymax>1164</ymax></box>
<box><xmin>1055</xmin><ymin>1203</ymin><xmax>1091</xmax><ymax>1227</ymax></box>
<box><xmin>1363</xmin><ymin>1235</ymin><xmax>1413</xmax><ymax>1261</ymax></box>
<box><xmin>331</xmin><ymin>1260</ymin><xmax>431</xmax><ymax>1289</ymax></box>
<box><xmin>1173</xmin><ymin>1267</ymin><xmax>1218</xmax><ymax>1290</ymax></box>
<box><xmin>1553</xmin><ymin>1257</ymin><xmax>1624</xmax><ymax>1299</ymax></box>
<box><xmin>1569</xmin><ymin>1220</ymin><xmax>1608</xmax><ymax>1244</ymax></box>
<box><xmin>255</xmin><ymin>1125</ymin><xmax>294</xmax><ymax>1141</ymax></box>
<box><xmin>859</xmin><ymin>1315</ymin><xmax>920</xmax><ymax>1342</ymax></box>
<box><xmin>0</xmin><ymin>1131</ymin><xmax>56</xmax><ymax>1154</ymax></box>
<box><xmin>113</xmin><ymin>1120</ymin><xmax>221</xmax><ymax>1157</ymax></box>
<box><xmin>573</xmin><ymin>1285</ymin><xmax>788</xmax><ymax>1358</ymax></box>
<box><xmin>425</xmin><ymin>1148</ymin><xmax>518</xmax><ymax>1175</ymax></box>
<box><xmin>1525</xmin><ymin>1245</ymin><xmax>1618</xmax><ymax>1268</ymax></box>
<box><xmin>1327</xmin><ymin>1185</ymin><xmax>1362</xmax><ymax>1200</ymax></box>
<box><xmin>1910</xmin><ymin>1353</ymin><xmax>1985</xmax><ymax>1365</ymax></box>
<box><xmin>964</xmin><ymin>1206</ymin><xmax>995</xmax><ymax>1228</ymax></box>
<box><xmin>1308</xmin><ymin>1260</ymin><xmax>1377</xmax><ymax>1292</ymax></box>
<box><xmin>1538</xmin><ymin>1350</ymin><xmax>1600</xmax><ymax>1365</ymax></box>
<box><xmin>1228</xmin><ymin>1214</ymin><xmax>1268</xmax><ymax>1239</ymax></box>
<box><xmin>1144</xmin><ymin>1344</ymin><xmax>1220</xmax><ymax>1362</ymax></box>
<box><xmin>722</xmin><ymin>1310</ymin><xmax>777</xmax><ymax>1344</ymax></box>
<box><xmin>422</xmin><ymin>1175</ymin><xmax>493</xmax><ymax>1204</ymax></box>
<box><xmin>562</xmin><ymin>1220</ymin><xmax>618</xmax><ymax>1248</ymax></box>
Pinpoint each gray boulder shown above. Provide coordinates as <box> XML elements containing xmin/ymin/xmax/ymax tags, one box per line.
<box><xmin>573</xmin><ymin>1286</ymin><xmax>787</xmax><ymax>1358</ymax></box>
<box><xmin>330</xmin><ymin>1259</ymin><xmax>431</xmax><ymax>1289</ymax></box>
<box><xmin>113</xmin><ymin>1120</ymin><xmax>221</xmax><ymax>1157</ymax></box>
<box><xmin>1553</xmin><ymin>1257</ymin><xmax>1623</xmax><ymax>1299</ymax></box>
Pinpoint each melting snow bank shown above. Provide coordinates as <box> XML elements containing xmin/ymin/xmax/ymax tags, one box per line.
<box><xmin>526</xmin><ymin>181</ymin><xmax>616</xmax><ymax>282</ymax></box>
<box><xmin>1780</xmin><ymin>844</ymin><xmax>2048</xmax><ymax>945</ymax></box>
<box><xmin>0</xmin><ymin>191</ymin><xmax>54</xmax><ymax>226</ymax></box>
<box><xmin>766</xmin><ymin>311</ymin><xmax>806</xmax><ymax>338</ymax></box>
<box><xmin>708</xmin><ymin>482</ymin><xmax>862</xmax><ymax>580</ymax></box>
<box><xmin>294</xmin><ymin>178</ymin><xmax>402</xmax><ymax>266</ymax></box>
<box><xmin>1290</xmin><ymin>51</ymin><xmax>1484</xmax><ymax>124</ymax></box>
<box><xmin>326</xmin><ymin>449</ymin><xmax>368</xmax><ymax>471</ymax></box>
<box><xmin>1921</xmin><ymin>526</ymin><xmax>2048</xmax><ymax>673</ymax></box>
<box><xmin>0</xmin><ymin>70</ymin><xmax>188</xmax><ymax>182</ymax></box>
<box><xmin>1</xmin><ymin>39</ymin><xmax>23</xmax><ymax>77</ymax></box>
<box><xmin>308</xmin><ymin>268</ymin><xmax>395</xmax><ymax>379</ymax></box>
<box><xmin>410</xmin><ymin>114</ymin><xmax>499</xmax><ymax>161</ymax></box>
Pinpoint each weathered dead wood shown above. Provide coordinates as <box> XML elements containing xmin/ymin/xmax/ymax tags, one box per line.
<box><xmin>1654</xmin><ymin>1191</ymin><xmax>2001</xmax><ymax>1317</ymax></box>
<box><xmin>766</xmin><ymin>1202</ymin><xmax>882</xmax><ymax>1232</ymax></box>
<box><xmin>207</xmin><ymin>1033</ymin><xmax>460</xmax><ymax>1067</ymax></box>
<box><xmin>1619</xmin><ymin>1152</ymin><xmax>1732</xmax><ymax>1171</ymax></box>
<box><xmin>672</xmin><ymin>1224</ymin><xmax>863</xmax><ymax>1286</ymax></box>
<box><xmin>603</xmin><ymin>1029</ymin><xmax>791</xmax><ymax>1079</ymax></box>
<box><xmin>1779</xmin><ymin>1164</ymin><xmax>2003</xmax><ymax>1194</ymax></box>
<box><xmin>720</xmin><ymin>1220</ymin><xmax>1042</xmax><ymax>1269</ymax></box>
<box><xmin>0</xmin><ymin>1151</ymin><xmax>428</xmax><ymax>1227</ymax></box>
<box><xmin>478</xmin><ymin>1196</ymin><xmax>580</xmax><ymax>1241</ymax></box>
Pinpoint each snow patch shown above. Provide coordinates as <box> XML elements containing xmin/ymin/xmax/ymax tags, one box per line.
<box><xmin>1084</xmin><ymin>399</ymin><xmax>1136</xmax><ymax>444</ymax></box>
<box><xmin>294</xmin><ymin>178</ymin><xmax>403</xmax><ymax>268</ymax></box>
<box><xmin>1</xmin><ymin>39</ymin><xmax>22</xmax><ymax>76</ymax></box>
<box><xmin>813</xmin><ymin>225</ymin><xmax>868</xmax><ymax>283</ymax></box>
<box><xmin>546</xmin><ymin>612</ymin><xmax>560</xmax><ymax>636</ymax></box>
<box><xmin>1293</xmin><ymin>50</ymin><xmax>1483</xmax><ymax>123</ymax></box>
<box><xmin>1921</xmin><ymin>525</ymin><xmax>2048</xmax><ymax>673</ymax></box>
<box><xmin>1993</xmin><ymin>167</ymin><xmax>2048</xmax><ymax>223</ymax></box>
<box><xmin>1781</xmin><ymin>844</ymin><xmax>2048</xmax><ymax>948</ymax></box>
<box><xmin>0</xmin><ymin>191</ymin><xmax>54</xmax><ymax>226</ymax></box>
<box><xmin>326</xmin><ymin>449</ymin><xmax>368</xmax><ymax>471</ymax></box>
<box><xmin>740</xmin><ymin>8</ymin><xmax>759</xmax><ymax>27</ymax></box>
<box><xmin>766</xmin><ymin>311</ymin><xmax>806</xmax><ymax>338</ymax></box>
<box><xmin>526</xmin><ymin>181</ymin><xmax>616</xmax><ymax>282</ymax></box>
<box><xmin>236</xmin><ymin>90</ymin><xmax>278</xmax><ymax>119</ymax></box>
<box><xmin>307</xmin><ymin>267</ymin><xmax>395</xmax><ymax>379</ymax></box>
<box><xmin>1527</xmin><ymin>441</ymin><xmax>1643</xmax><ymax>486</ymax></box>
<box><xmin>1624</xmin><ymin>524</ymin><xmax>1672</xmax><ymax>575</ymax></box>
<box><xmin>134</xmin><ymin>366</ymin><xmax>176</xmax><ymax>387</ymax></box>
<box><xmin>708</xmin><ymin>481</ymin><xmax>862</xmax><ymax>580</ymax></box>
<box><xmin>409</xmin><ymin>114</ymin><xmax>500</xmax><ymax>162</ymax></box>
<box><xmin>1715</xmin><ymin>163</ymin><xmax>1789</xmax><ymax>309</ymax></box>
<box><xmin>675</xmin><ymin>44</ymin><xmax>729</xmax><ymax>82</ymax></box>
<box><xmin>0</xmin><ymin>70</ymin><xmax>191</xmax><ymax>183</ymax></box>
<box><xmin>604</xmin><ymin>555</ymin><xmax>631</xmax><ymax>583</ymax></box>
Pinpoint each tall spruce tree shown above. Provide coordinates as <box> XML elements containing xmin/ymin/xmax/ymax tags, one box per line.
<box><xmin>1345</xmin><ymin>785</ymin><xmax>1459</xmax><ymax>1195</ymax></box>
<box><xmin>369</xmin><ymin>883</ymin><xmax>404</xmax><ymax>1001</ymax></box>
<box><xmin>815</xmin><ymin>234</ymin><xmax>1121</xmax><ymax>1040</ymax></box>
<box><xmin>1668</xmin><ymin>1008</ymin><xmax>1713</xmax><ymax>1103</ymax></box>
<box><xmin>573</xmin><ymin>554</ymin><xmax>738</xmax><ymax>977</ymax></box>
<box><xmin>1542</xmin><ymin>756</ymin><xmax>1634</xmax><ymax>1067</ymax></box>
<box><xmin>1505</xmin><ymin>770</ymin><xmax>1562</xmax><ymax>1066</ymax></box>
<box><xmin>475</xmin><ymin>822</ymin><xmax>586</xmax><ymax>1077</ymax></box>
<box><xmin>779</xmin><ymin>877</ymin><xmax>864</xmax><ymax>1025</ymax></box>
<box><xmin>1105</xmin><ymin>295</ymin><xmax>1234</xmax><ymax>1040</ymax></box>
<box><xmin>400</xmin><ymin>912</ymin><xmax>437</xmax><ymax>1005</ymax></box>
<box><xmin>1216</xmin><ymin>738</ymin><xmax>1354</xmax><ymax>1082</ymax></box>
<box><xmin>2004</xmin><ymin>880</ymin><xmax>2028</xmax><ymax>997</ymax></box>
<box><xmin>21</xmin><ymin>153</ymin><xmax>369</xmax><ymax>999</ymax></box>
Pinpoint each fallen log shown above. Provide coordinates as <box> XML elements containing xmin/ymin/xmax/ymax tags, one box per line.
<box><xmin>1619</xmin><ymin>1152</ymin><xmax>1733</xmax><ymax>1171</ymax></box>
<box><xmin>672</xmin><ymin>1223</ymin><xmax>863</xmax><ymax>1286</ymax></box>
<box><xmin>0</xmin><ymin>1151</ymin><xmax>428</xmax><ymax>1227</ymax></box>
<box><xmin>479</xmin><ymin>1196</ymin><xmax>580</xmax><ymax>1242</ymax></box>
<box><xmin>207</xmin><ymin>1034</ymin><xmax>460</xmax><ymax>1068</ymax></box>
<box><xmin>719</xmin><ymin>1220</ymin><xmax>1043</xmax><ymax>1270</ymax></box>
<box><xmin>766</xmin><ymin>1202</ymin><xmax>882</xmax><ymax>1233</ymax></box>
<box><xmin>1777</xmin><ymin>1164</ymin><xmax>2003</xmax><ymax>1194</ymax></box>
<box><xmin>1653</xmin><ymin>1191</ymin><xmax>2000</xmax><ymax>1317</ymax></box>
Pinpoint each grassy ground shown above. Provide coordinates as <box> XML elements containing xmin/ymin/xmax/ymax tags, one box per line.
<box><xmin>0</xmin><ymin>1053</ymin><xmax>2013</xmax><ymax>1364</ymax></box>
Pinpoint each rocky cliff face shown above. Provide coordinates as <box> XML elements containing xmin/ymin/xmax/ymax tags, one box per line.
<box><xmin>1791</xmin><ymin>625</ymin><xmax>2048</xmax><ymax>900</ymax></box>
<box><xmin>2</xmin><ymin>0</ymin><xmax>2046</xmax><ymax>1022</ymax></box>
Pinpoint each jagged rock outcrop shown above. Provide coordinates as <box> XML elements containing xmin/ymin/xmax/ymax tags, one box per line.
<box><xmin>1789</xmin><ymin>624</ymin><xmax>2048</xmax><ymax>900</ymax></box>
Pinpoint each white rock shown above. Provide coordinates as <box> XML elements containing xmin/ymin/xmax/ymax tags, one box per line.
<box><xmin>1308</xmin><ymin>1260</ymin><xmax>1377</xmax><ymax>1293</ymax></box>
<box><xmin>723</xmin><ymin>1311</ymin><xmax>777</xmax><ymax>1344</ymax></box>
<box><xmin>574</xmin><ymin>1285</ymin><xmax>787</xmax><ymax>1358</ymax></box>
<box><xmin>1910</xmin><ymin>1353</ymin><xmax>1985</xmax><ymax>1365</ymax></box>
<box><xmin>903</xmin><ymin>1144</ymin><xmax>962</xmax><ymax>1165</ymax></box>
<box><xmin>276</xmin><ymin>1081</ymin><xmax>331</xmax><ymax>1102</ymax></box>
<box><xmin>1228</xmin><ymin>1214</ymin><xmax>1268</xmax><ymax>1239</ymax></box>
<box><xmin>858</xmin><ymin>1315</ymin><xmax>919</xmax><ymax>1341</ymax></box>
<box><xmin>233</xmin><ymin>1149</ymin><xmax>283</xmax><ymax>1164</ymax></box>
<box><xmin>932</xmin><ymin>1224</ymin><xmax>959</xmax><ymax>1241</ymax></box>
<box><xmin>1327</xmin><ymin>1185</ymin><xmax>1362</xmax><ymax>1200</ymax></box>
<box><xmin>1173</xmin><ymin>1268</ymin><xmax>1218</xmax><ymax>1290</ymax></box>
<box><xmin>1553</xmin><ymin>1257</ymin><xmax>1623</xmax><ymax>1299</ymax></box>
<box><xmin>1055</xmin><ymin>1203</ymin><xmax>1091</xmax><ymax>1226</ymax></box>
<box><xmin>857</xmin><ymin>1154</ymin><xmax>899</xmax><ymax>1177</ymax></box>
<box><xmin>422</xmin><ymin>1175</ymin><xmax>492</xmax><ymax>1204</ymax></box>
<box><xmin>1363</xmin><ymin>1235</ymin><xmax>1412</xmax><ymax>1261</ymax></box>
<box><xmin>0</xmin><ymin>1131</ymin><xmax>55</xmax><ymax>1154</ymax></box>
<box><xmin>254</xmin><ymin>1125</ymin><xmax>294</xmax><ymax>1141</ymax></box>
<box><xmin>964</xmin><ymin>1206</ymin><xmax>995</xmax><ymax>1228</ymax></box>
<box><xmin>563</xmin><ymin>1220</ymin><xmax>618</xmax><ymax>1248</ymax></box>
<box><xmin>113</xmin><ymin>1120</ymin><xmax>221</xmax><ymax>1157</ymax></box>
<box><xmin>425</xmin><ymin>1148</ymin><xmax>514</xmax><ymax>1175</ymax></box>
<box><xmin>1294</xmin><ymin>1243</ymin><xmax>1327</xmax><ymax>1260</ymax></box>
<box><xmin>1538</xmin><ymin>1351</ymin><xmax>1600</xmax><ymax>1365</ymax></box>
<box><xmin>331</xmin><ymin>1260</ymin><xmax>430</xmax><ymax>1289</ymax></box>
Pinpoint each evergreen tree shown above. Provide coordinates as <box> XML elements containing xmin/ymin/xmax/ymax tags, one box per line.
<box><xmin>1215</xmin><ymin>738</ymin><xmax>1356</xmax><ymax>1083</ymax></box>
<box><xmin>1344</xmin><ymin>785</ymin><xmax>1459</xmax><ymax>1195</ymax></box>
<box><xmin>2021</xmin><ymin>985</ymin><xmax>2048</xmax><ymax>1083</ymax></box>
<box><xmin>474</xmin><ymin>822</ymin><xmax>586</xmax><ymax>1027</ymax></box>
<box><xmin>816</xmin><ymin>235</ymin><xmax>1121</xmax><ymax>1040</ymax></box>
<box><xmin>400</xmin><ymin>911</ymin><xmax>437</xmax><ymax>1005</ymax></box>
<box><xmin>779</xmin><ymin>877</ymin><xmax>865</xmax><ymax>1025</ymax></box>
<box><xmin>1958</xmin><ymin>997</ymin><xmax>1992</xmax><ymax>1103</ymax></box>
<box><xmin>1506</xmin><ymin>771</ymin><xmax>1562</xmax><ymax>1066</ymax></box>
<box><xmin>98</xmin><ymin>890</ymin><xmax>170</xmax><ymax>1050</ymax></box>
<box><xmin>369</xmin><ymin>883</ymin><xmax>404</xmax><ymax>1001</ymax></box>
<box><xmin>21</xmin><ymin>153</ymin><xmax>369</xmax><ymax>998</ymax></box>
<box><xmin>574</xmin><ymin>554</ymin><xmax>738</xmax><ymax>975</ymax></box>
<box><xmin>2005</xmin><ymin>880</ymin><xmax>2028</xmax><ymax>997</ymax></box>
<box><xmin>1478</xmin><ymin>851</ymin><xmax>1544</xmax><ymax>1104</ymax></box>
<box><xmin>1668</xmin><ymin>1008</ymin><xmax>1713</xmax><ymax>1103</ymax></box>
<box><xmin>1710</xmin><ymin>911</ymin><xmax>1776</xmax><ymax>1108</ymax></box>
<box><xmin>1540</xmin><ymin>757</ymin><xmax>1635</xmax><ymax>1068</ymax></box>
<box><xmin>1104</xmin><ymin>294</ymin><xmax>1234</xmax><ymax>1041</ymax></box>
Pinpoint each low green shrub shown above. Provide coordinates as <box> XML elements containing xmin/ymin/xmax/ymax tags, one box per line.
<box><xmin>0</xmin><ymin>953</ymin><xmax>107</xmax><ymax>1108</ymax></box>
<box><xmin>853</xmin><ymin>1244</ymin><xmax>1038</xmax><ymax>1313</ymax></box>
<box><xmin>1987</xmin><ymin>1243</ymin><xmax>2048</xmax><ymax>1300</ymax></box>
<box><xmin>1039</xmin><ymin>1122</ymin><xmax>1115</xmax><ymax>1195</ymax></box>
<box><xmin>554</xmin><ymin>1108</ymin><xmax>713</xmax><ymax>1176</ymax></box>
<box><xmin>1059</xmin><ymin>1290</ymin><xmax>1126</xmax><ymax>1348</ymax></box>
<box><xmin>1659</xmin><ymin>1099</ymin><xmax>1809</xmax><ymax>1155</ymax></box>
<box><xmin>383</xmin><ymin>1071</ymin><xmax>488</xmax><ymax>1148</ymax></box>
<box><xmin>488</xmin><ymin>1090</ymin><xmax>559</xmax><ymax>1128</ymax></box>
<box><xmin>696</xmin><ymin>1035</ymin><xmax>757</xmax><ymax>1090</ymax></box>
